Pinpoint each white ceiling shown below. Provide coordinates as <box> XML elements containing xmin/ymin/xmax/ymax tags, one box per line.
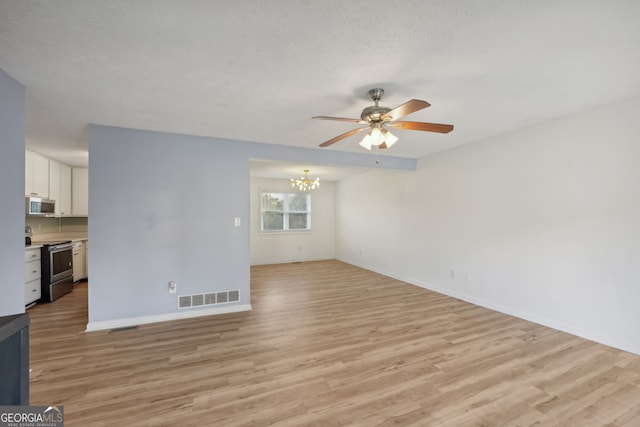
<box><xmin>1</xmin><ymin>1</ymin><xmax>640</xmax><ymax>180</ymax></box>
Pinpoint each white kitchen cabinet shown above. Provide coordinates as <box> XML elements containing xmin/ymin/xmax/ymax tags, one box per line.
<box><xmin>73</xmin><ymin>240</ymin><xmax>87</xmax><ymax>282</ymax></box>
<box><xmin>25</xmin><ymin>247</ymin><xmax>41</xmax><ymax>305</ymax></box>
<box><xmin>60</xmin><ymin>163</ymin><xmax>72</xmax><ymax>216</ymax></box>
<box><xmin>49</xmin><ymin>159</ymin><xmax>61</xmax><ymax>215</ymax></box>
<box><xmin>72</xmin><ymin>167</ymin><xmax>89</xmax><ymax>216</ymax></box>
<box><xmin>25</xmin><ymin>150</ymin><xmax>50</xmax><ymax>197</ymax></box>
<box><xmin>49</xmin><ymin>160</ymin><xmax>72</xmax><ymax>216</ymax></box>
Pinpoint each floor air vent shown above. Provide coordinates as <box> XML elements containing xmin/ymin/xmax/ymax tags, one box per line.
<box><xmin>178</xmin><ymin>289</ymin><xmax>240</xmax><ymax>309</ymax></box>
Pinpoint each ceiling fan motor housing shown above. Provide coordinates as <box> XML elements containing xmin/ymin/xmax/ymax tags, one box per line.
<box><xmin>361</xmin><ymin>105</ymin><xmax>391</xmax><ymax>122</ymax></box>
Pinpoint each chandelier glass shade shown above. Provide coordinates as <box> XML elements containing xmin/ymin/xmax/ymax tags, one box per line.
<box><xmin>291</xmin><ymin>169</ymin><xmax>320</xmax><ymax>191</ymax></box>
<box><xmin>358</xmin><ymin>125</ymin><xmax>398</xmax><ymax>150</ymax></box>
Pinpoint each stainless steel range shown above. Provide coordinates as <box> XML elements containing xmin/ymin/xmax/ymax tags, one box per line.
<box><xmin>40</xmin><ymin>241</ymin><xmax>74</xmax><ymax>301</ymax></box>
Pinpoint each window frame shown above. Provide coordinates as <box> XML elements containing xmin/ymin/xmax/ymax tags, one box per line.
<box><xmin>260</xmin><ymin>191</ymin><xmax>312</xmax><ymax>233</ymax></box>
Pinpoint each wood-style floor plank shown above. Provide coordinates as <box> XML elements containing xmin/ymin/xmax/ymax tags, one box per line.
<box><xmin>27</xmin><ymin>260</ymin><xmax>640</xmax><ymax>426</ymax></box>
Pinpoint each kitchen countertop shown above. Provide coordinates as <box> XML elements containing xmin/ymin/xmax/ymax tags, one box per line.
<box><xmin>28</xmin><ymin>234</ymin><xmax>87</xmax><ymax>249</ymax></box>
<box><xmin>29</xmin><ymin>233</ymin><xmax>87</xmax><ymax>244</ymax></box>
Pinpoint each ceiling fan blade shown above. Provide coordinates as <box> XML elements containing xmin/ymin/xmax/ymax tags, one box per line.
<box><xmin>389</xmin><ymin>121</ymin><xmax>454</xmax><ymax>133</ymax></box>
<box><xmin>381</xmin><ymin>99</ymin><xmax>430</xmax><ymax>121</ymax></box>
<box><xmin>319</xmin><ymin>127</ymin><xmax>368</xmax><ymax>147</ymax></box>
<box><xmin>312</xmin><ymin>116</ymin><xmax>363</xmax><ymax>123</ymax></box>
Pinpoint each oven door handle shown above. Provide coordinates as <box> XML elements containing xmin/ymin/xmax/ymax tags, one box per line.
<box><xmin>50</xmin><ymin>243</ymin><xmax>73</xmax><ymax>252</ymax></box>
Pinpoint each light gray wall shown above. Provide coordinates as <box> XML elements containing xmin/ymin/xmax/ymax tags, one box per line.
<box><xmin>88</xmin><ymin>126</ymin><xmax>251</xmax><ymax>324</ymax></box>
<box><xmin>87</xmin><ymin>125</ymin><xmax>415</xmax><ymax>328</ymax></box>
<box><xmin>0</xmin><ymin>69</ymin><xmax>26</xmax><ymax>316</ymax></box>
<box><xmin>336</xmin><ymin>95</ymin><xmax>640</xmax><ymax>355</ymax></box>
<box><xmin>250</xmin><ymin>178</ymin><xmax>335</xmax><ymax>264</ymax></box>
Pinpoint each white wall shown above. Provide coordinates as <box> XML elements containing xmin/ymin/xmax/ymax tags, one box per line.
<box><xmin>250</xmin><ymin>177</ymin><xmax>335</xmax><ymax>265</ymax></box>
<box><xmin>336</xmin><ymin>95</ymin><xmax>640</xmax><ymax>355</ymax></box>
<box><xmin>0</xmin><ymin>69</ymin><xmax>25</xmax><ymax>316</ymax></box>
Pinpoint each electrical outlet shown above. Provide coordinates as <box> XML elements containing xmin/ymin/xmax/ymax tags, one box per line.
<box><xmin>168</xmin><ymin>281</ymin><xmax>177</xmax><ymax>294</ymax></box>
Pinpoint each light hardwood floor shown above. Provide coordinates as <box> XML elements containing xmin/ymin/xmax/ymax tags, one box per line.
<box><xmin>28</xmin><ymin>260</ymin><xmax>640</xmax><ymax>426</ymax></box>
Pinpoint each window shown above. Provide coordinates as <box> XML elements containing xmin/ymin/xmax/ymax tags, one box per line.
<box><xmin>261</xmin><ymin>192</ymin><xmax>311</xmax><ymax>232</ymax></box>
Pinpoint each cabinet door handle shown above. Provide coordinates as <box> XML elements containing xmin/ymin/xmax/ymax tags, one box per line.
<box><xmin>31</xmin><ymin>254</ymin><xmax>37</xmax><ymax>258</ymax></box>
<box><xmin>32</xmin><ymin>289</ymin><xmax>37</xmax><ymax>292</ymax></box>
<box><xmin>32</xmin><ymin>269</ymin><xmax>37</xmax><ymax>273</ymax></box>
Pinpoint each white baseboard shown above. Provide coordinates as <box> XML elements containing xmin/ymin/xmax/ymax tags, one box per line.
<box><xmin>85</xmin><ymin>304</ymin><xmax>252</xmax><ymax>332</ymax></box>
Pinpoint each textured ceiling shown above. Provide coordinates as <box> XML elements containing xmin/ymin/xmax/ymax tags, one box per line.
<box><xmin>1</xmin><ymin>1</ymin><xmax>640</xmax><ymax>178</ymax></box>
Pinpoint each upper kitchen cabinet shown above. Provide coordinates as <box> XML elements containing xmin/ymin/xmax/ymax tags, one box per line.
<box><xmin>72</xmin><ymin>167</ymin><xmax>88</xmax><ymax>216</ymax></box>
<box><xmin>49</xmin><ymin>160</ymin><xmax>72</xmax><ymax>216</ymax></box>
<box><xmin>25</xmin><ymin>150</ymin><xmax>49</xmax><ymax>197</ymax></box>
<box><xmin>60</xmin><ymin>164</ymin><xmax>72</xmax><ymax>215</ymax></box>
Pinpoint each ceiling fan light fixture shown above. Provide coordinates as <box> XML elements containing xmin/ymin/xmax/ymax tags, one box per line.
<box><xmin>369</xmin><ymin>126</ymin><xmax>384</xmax><ymax>146</ymax></box>
<box><xmin>382</xmin><ymin>128</ymin><xmax>398</xmax><ymax>148</ymax></box>
<box><xmin>359</xmin><ymin>133</ymin><xmax>373</xmax><ymax>150</ymax></box>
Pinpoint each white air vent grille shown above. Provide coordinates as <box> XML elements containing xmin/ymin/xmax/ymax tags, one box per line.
<box><xmin>204</xmin><ymin>293</ymin><xmax>216</xmax><ymax>305</ymax></box>
<box><xmin>178</xmin><ymin>289</ymin><xmax>240</xmax><ymax>309</ymax></box>
<box><xmin>179</xmin><ymin>296</ymin><xmax>192</xmax><ymax>309</ymax></box>
<box><xmin>192</xmin><ymin>294</ymin><xmax>204</xmax><ymax>306</ymax></box>
<box><xmin>217</xmin><ymin>292</ymin><xmax>228</xmax><ymax>303</ymax></box>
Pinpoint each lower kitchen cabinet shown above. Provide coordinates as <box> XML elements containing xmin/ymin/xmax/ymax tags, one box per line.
<box><xmin>73</xmin><ymin>240</ymin><xmax>87</xmax><ymax>282</ymax></box>
<box><xmin>25</xmin><ymin>247</ymin><xmax>41</xmax><ymax>305</ymax></box>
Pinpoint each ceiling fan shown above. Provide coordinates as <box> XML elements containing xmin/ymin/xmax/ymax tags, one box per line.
<box><xmin>313</xmin><ymin>88</ymin><xmax>453</xmax><ymax>150</ymax></box>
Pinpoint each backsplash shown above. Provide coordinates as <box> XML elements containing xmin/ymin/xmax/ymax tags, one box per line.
<box><xmin>25</xmin><ymin>216</ymin><xmax>87</xmax><ymax>236</ymax></box>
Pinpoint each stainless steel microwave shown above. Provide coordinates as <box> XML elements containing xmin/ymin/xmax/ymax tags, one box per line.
<box><xmin>26</xmin><ymin>196</ymin><xmax>55</xmax><ymax>216</ymax></box>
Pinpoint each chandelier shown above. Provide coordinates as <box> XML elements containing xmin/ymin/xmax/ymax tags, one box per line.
<box><xmin>291</xmin><ymin>169</ymin><xmax>320</xmax><ymax>191</ymax></box>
